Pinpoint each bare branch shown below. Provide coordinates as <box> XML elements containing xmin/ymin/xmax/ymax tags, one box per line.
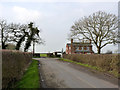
<box><xmin>69</xmin><ymin>11</ymin><xmax>117</xmax><ymax>54</ymax></box>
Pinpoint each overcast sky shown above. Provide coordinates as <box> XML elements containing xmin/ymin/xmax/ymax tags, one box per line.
<box><xmin>0</xmin><ymin>0</ymin><xmax>119</xmax><ymax>53</ymax></box>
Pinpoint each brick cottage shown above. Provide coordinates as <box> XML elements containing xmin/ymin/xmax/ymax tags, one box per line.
<box><xmin>66</xmin><ymin>39</ymin><xmax>94</xmax><ymax>54</ymax></box>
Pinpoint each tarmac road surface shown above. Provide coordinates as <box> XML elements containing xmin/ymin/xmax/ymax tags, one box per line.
<box><xmin>34</xmin><ymin>58</ymin><xmax>119</xmax><ymax>88</ymax></box>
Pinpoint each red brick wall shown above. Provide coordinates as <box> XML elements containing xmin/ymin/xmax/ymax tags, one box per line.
<box><xmin>66</xmin><ymin>45</ymin><xmax>93</xmax><ymax>54</ymax></box>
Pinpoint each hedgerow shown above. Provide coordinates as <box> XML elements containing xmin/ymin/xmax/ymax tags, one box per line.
<box><xmin>2</xmin><ymin>50</ymin><xmax>32</xmax><ymax>88</ymax></box>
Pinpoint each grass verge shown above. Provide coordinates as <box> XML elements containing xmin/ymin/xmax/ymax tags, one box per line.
<box><xmin>59</xmin><ymin>58</ymin><xmax>119</xmax><ymax>78</ymax></box>
<box><xmin>60</xmin><ymin>58</ymin><xmax>101</xmax><ymax>70</ymax></box>
<box><xmin>15</xmin><ymin>59</ymin><xmax>40</xmax><ymax>88</ymax></box>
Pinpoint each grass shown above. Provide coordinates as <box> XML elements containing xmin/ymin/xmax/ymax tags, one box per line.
<box><xmin>40</xmin><ymin>53</ymin><xmax>47</xmax><ymax>57</ymax></box>
<box><xmin>60</xmin><ymin>58</ymin><xmax>101</xmax><ymax>70</ymax></box>
<box><xmin>15</xmin><ymin>59</ymin><xmax>40</xmax><ymax>88</ymax></box>
<box><xmin>59</xmin><ymin>58</ymin><xmax>120</xmax><ymax>78</ymax></box>
<box><xmin>108</xmin><ymin>70</ymin><xmax>119</xmax><ymax>78</ymax></box>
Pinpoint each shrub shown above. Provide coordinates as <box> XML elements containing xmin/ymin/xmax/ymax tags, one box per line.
<box><xmin>2</xmin><ymin>50</ymin><xmax>32</xmax><ymax>88</ymax></box>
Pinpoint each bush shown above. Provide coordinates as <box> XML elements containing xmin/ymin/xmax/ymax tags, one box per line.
<box><xmin>2</xmin><ymin>50</ymin><xmax>32</xmax><ymax>88</ymax></box>
<box><xmin>63</xmin><ymin>54</ymin><xmax>119</xmax><ymax>74</ymax></box>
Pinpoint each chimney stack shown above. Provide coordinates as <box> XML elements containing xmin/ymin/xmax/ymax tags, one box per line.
<box><xmin>71</xmin><ymin>39</ymin><xmax>73</xmax><ymax>54</ymax></box>
<box><xmin>71</xmin><ymin>38</ymin><xmax>73</xmax><ymax>44</ymax></box>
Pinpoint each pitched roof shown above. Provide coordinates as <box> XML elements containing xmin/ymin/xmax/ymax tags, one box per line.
<box><xmin>67</xmin><ymin>42</ymin><xmax>92</xmax><ymax>47</ymax></box>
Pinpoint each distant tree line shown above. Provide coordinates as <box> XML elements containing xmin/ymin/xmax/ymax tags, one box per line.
<box><xmin>0</xmin><ymin>19</ymin><xmax>44</xmax><ymax>52</ymax></box>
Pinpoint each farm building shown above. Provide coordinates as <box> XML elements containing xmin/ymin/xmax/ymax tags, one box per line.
<box><xmin>66</xmin><ymin>39</ymin><xmax>94</xmax><ymax>54</ymax></box>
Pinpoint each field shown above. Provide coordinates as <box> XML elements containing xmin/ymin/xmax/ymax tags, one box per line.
<box><xmin>40</xmin><ymin>53</ymin><xmax>47</xmax><ymax>57</ymax></box>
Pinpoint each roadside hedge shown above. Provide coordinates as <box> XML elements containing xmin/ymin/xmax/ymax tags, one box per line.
<box><xmin>63</xmin><ymin>54</ymin><xmax>120</xmax><ymax>77</ymax></box>
<box><xmin>2</xmin><ymin>50</ymin><xmax>32</xmax><ymax>88</ymax></box>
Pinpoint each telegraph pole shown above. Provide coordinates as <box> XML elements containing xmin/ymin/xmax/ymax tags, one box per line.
<box><xmin>33</xmin><ymin>41</ymin><xmax>35</xmax><ymax>56</ymax></box>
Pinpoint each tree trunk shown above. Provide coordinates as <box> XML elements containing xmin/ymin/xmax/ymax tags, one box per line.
<box><xmin>97</xmin><ymin>47</ymin><xmax>101</xmax><ymax>54</ymax></box>
<box><xmin>2</xmin><ymin>41</ymin><xmax>7</xmax><ymax>49</ymax></box>
<box><xmin>15</xmin><ymin>35</ymin><xmax>26</xmax><ymax>50</ymax></box>
<box><xmin>24</xmin><ymin>39</ymin><xmax>31</xmax><ymax>52</ymax></box>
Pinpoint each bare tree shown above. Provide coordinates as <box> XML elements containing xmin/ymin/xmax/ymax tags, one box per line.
<box><xmin>0</xmin><ymin>19</ymin><xmax>44</xmax><ymax>51</ymax></box>
<box><xmin>70</xmin><ymin>11</ymin><xmax>117</xmax><ymax>54</ymax></box>
<box><xmin>8</xmin><ymin>23</ymin><xmax>28</xmax><ymax>50</ymax></box>
<box><xmin>0</xmin><ymin>19</ymin><xmax>9</xmax><ymax>49</ymax></box>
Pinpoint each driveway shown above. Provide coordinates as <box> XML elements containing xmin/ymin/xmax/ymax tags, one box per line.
<box><xmin>34</xmin><ymin>58</ymin><xmax>119</xmax><ymax>88</ymax></box>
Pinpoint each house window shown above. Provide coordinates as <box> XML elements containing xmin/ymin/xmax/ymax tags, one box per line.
<box><xmin>87</xmin><ymin>47</ymin><xmax>89</xmax><ymax>50</ymax></box>
<box><xmin>79</xmin><ymin>47</ymin><xmax>82</xmax><ymax>50</ymax></box>
<box><xmin>81</xmin><ymin>47</ymin><xmax>84</xmax><ymax>50</ymax></box>
<box><xmin>84</xmin><ymin>47</ymin><xmax>87</xmax><ymax>50</ymax></box>
<box><xmin>76</xmin><ymin>47</ymin><xmax>79</xmax><ymax>50</ymax></box>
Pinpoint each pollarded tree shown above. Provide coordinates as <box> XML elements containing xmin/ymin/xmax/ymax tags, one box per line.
<box><xmin>70</xmin><ymin>11</ymin><xmax>117</xmax><ymax>54</ymax></box>
<box><xmin>24</xmin><ymin>22</ymin><xmax>44</xmax><ymax>52</ymax></box>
